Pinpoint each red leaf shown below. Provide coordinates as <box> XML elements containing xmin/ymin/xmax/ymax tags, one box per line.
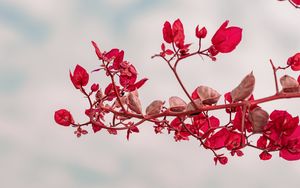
<box><xmin>70</xmin><ymin>65</ymin><xmax>89</xmax><ymax>89</ymax></box>
<box><xmin>107</xmin><ymin>129</ymin><xmax>117</xmax><ymax>135</ymax></box>
<box><xmin>211</xmin><ymin>20</ymin><xmax>242</xmax><ymax>53</ymax></box>
<box><xmin>205</xmin><ymin>128</ymin><xmax>229</xmax><ymax>149</ymax></box>
<box><xmin>54</xmin><ymin>109</ymin><xmax>74</xmax><ymax>126</ymax></box>
<box><xmin>91</xmin><ymin>41</ymin><xmax>103</xmax><ymax>60</ymax></box>
<box><xmin>105</xmin><ymin>48</ymin><xmax>119</xmax><ymax>60</ymax></box>
<box><xmin>113</xmin><ymin>50</ymin><xmax>124</xmax><ymax>70</ymax></box>
<box><xmin>172</xmin><ymin>19</ymin><xmax>185</xmax><ymax>47</ymax></box>
<box><xmin>257</xmin><ymin>136</ymin><xmax>268</xmax><ymax>149</ymax></box>
<box><xmin>127</xmin><ymin>78</ymin><xmax>148</xmax><ymax>91</ymax></box>
<box><xmin>259</xmin><ymin>151</ymin><xmax>272</xmax><ymax>160</ymax></box>
<box><xmin>163</xmin><ymin>21</ymin><xmax>173</xmax><ymax>43</ymax></box>
<box><xmin>92</xmin><ymin>122</ymin><xmax>103</xmax><ymax>133</ymax></box>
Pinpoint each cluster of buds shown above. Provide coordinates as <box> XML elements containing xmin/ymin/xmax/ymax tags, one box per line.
<box><xmin>54</xmin><ymin>18</ymin><xmax>300</xmax><ymax>165</ymax></box>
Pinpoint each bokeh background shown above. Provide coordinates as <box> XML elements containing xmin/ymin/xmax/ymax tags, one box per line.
<box><xmin>1</xmin><ymin>0</ymin><xmax>300</xmax><ymax>187</ymax></box>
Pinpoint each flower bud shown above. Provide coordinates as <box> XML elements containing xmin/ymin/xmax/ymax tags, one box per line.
<box><xmin>146</xmin><ymin>100</ymin><xmax>164</xmax><ymax>115</ymax></box>
<box><xmin>280</xmin><ymin>75</ymin><xmax>299</xmax><ymax>93</ymax></box>
<box><xmin>169</xmin><ymin>96</ymin><xmax>187</xmax><ymax>112</ymax></box>
<box><xmin>231</xmin><ymin>72</ymin><xmax>255</xmax><ymax>102</ymax></box>
<box><xmin>248</xmin><ymin>107</ymin><xmax>269</xmax><ymax>133</ymax></box>
<box><xmin>127</xmin><ymin>90</ymin><xmax>142</xmax><ymax>114</ymax></box>
<box><xmin>195</xmin><ymin>25</ymin><xmax>207</xmax><ymax>39</ymax></box>
<box><xmin>196</xmin><ymin>86</ymin><xmax>221</xmax><ymax>105</ymax></box>
<box><xmin>91</xmin><ymin>83</ymin><xmax>99</xmax><ymax>92</ymax></box>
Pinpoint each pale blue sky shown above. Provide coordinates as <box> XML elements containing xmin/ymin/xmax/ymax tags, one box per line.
<box><xmin>1</xmin><ymin>0</ymin><xmax>300</xmax><ymax>188</ymax></box>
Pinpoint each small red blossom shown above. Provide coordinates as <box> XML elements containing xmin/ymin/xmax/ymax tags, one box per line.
<box><xmin>162</xmin><ymin>19</ymin><xmax>185</xmax><ymax>48</ymax></box>
<box><xmin>214</xmin><ymin>155</ymin><xmax>228</xmax><ymax>165</ymax></box>
<box><xmin>70</xmin><ymin>65</ymin><xmax>89</xmax><ymax>89</ymax></box>
<box><xmin>195</xmin><ymin>25</ymin><xmax>207</xmax><ymax>39</ymax></box>
<box><xmin>91</xmin><ymin>83</ymin><xmax>99</xmax><ymax>92</ymax></box>
<box><xmin>74</xmin><ymin>127</ymin><xmax>88</xmax><ymax>138</ymax></box>
<box><xmin>160</xmin><ymin>43</ymin><xmax>174</xmax><ymax>57</ymax></box>
<box><xmin>211</xmin><ymin>20</ymin><xmax>242</xmax><ymax>53</ymax></box>
<box><xmin>54</xmin><ymin>109</ymin><xmax>74</xmax><ymax>126</ymax></box>
<box><xmin>287</xmin><ymin>52</ymin><xmax>300</xmax><ymax>71</ymax></box>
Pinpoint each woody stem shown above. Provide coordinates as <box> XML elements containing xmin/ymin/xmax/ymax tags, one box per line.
<box><xmin>269</xmin><ymin>59</ymin><xmax>280</xmax><ymax>94</ymax></box>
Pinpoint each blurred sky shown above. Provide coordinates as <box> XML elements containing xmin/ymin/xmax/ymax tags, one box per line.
<box><xmin>1</xmin><ymin>0</ymin><xmax>300</xmax><ymax>188</ymax></box>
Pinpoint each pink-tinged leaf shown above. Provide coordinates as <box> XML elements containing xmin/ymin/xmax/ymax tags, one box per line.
<box><xmin>163</xmin><ymin>21</ymin><xmax>173</xmax><ymax>43</ymax></box>
<box><xmin>70</xmin><ymin>65</ymin><xmax>89</xmax><ymax>89</ymax></box>
<box><xmin>54</xmin><ymin>109</ymin><xmax>74</xmax><ymax>126</ymax></box>
<box><xmin>91</xmin><ymin>41</ymin><xmax>103</xmax><ymax>60</ymax></box>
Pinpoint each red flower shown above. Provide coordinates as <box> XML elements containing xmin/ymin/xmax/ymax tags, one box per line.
<box><xmin>70</xmin><ymin>65</ymin><xmax>89</xmax><ymax>89</ymax></box>
<box><xmin>287</xmin><ymin>52</ymin><xmax>300</xmax><ymax>71</ymax></box>
<box><xmin>211</xmin><ymin>20</ymin><xmax>242</xmax><ymax>53</ymax></box>
<box><xmin>280</xmin><ymin>127</ymin><xmax>300</xmax><ymax>161</ymax></box>
<box><xmin>195</xmin><ymin>25</ymin><xmax>207</xmax><ymax>39</ymax></box>
<box><xmin>162</xmin><ymin>19</ymin><xmax>185</xmax><ymax>48</ymax></box>
<box><xmin>225</xmin><ymin>131</ymin><xmax>245</xmax><ymax>150</ymax></box>
<box><xmin>54</xmin><ymin>109</ymin><xmax>74</xmax><ymax>126</ymax></box>
<box><xmin>205</xmin><ymin>128</ymin><xmax>229</xmax><ymax>149</ymax></box>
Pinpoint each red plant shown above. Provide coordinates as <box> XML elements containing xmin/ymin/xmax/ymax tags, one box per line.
<box><xmin>54</xmin><ymin>18</ymin><xmax>300</xmax><ymax>165</ymax></box>
<box><xmin>278</xmin><ymin>0</ymin><xmax>300</xmax><ymax>8</ymax></box>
